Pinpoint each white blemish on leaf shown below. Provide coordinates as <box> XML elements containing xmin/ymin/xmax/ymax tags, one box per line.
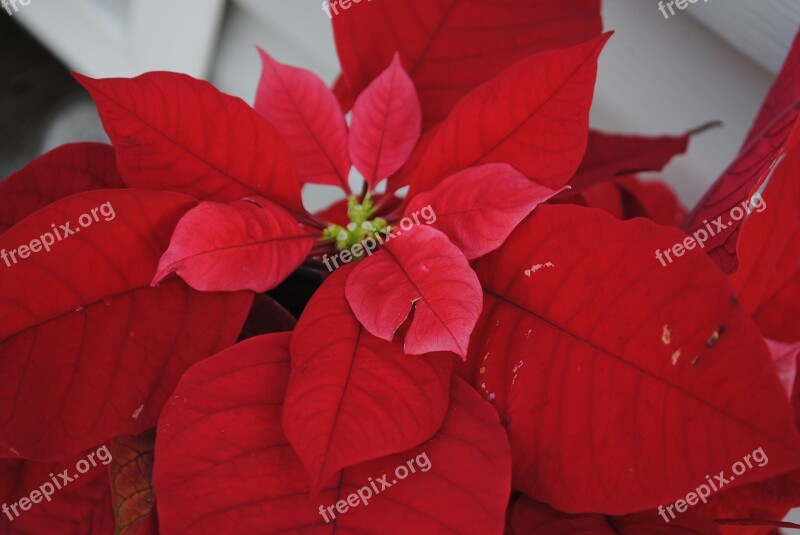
<box><xmin>75</xmin><ymin>306</ymin><xmax>84</xmax><ymax>312</ymax></box>
<box><xmin>662</xmin><ymin>325</ymin><xmax>671</xmax><ymax>345</ymax></box>
<box><xmin>9</xmin><ymin>448</ymin><xmax>20</xmax><ymax>456</ymax></box>
<box><xmin>512</xmin><ymin>360</ymin><xmax>525</xmax><ymax>385</ymax></box>
<box><xmin>671</xmin><ymin>350</ymin><xmax>681</xmax><ymax>365</ymax></box>
<box><xmin>524</xmin><ymin>262</ymin><xmax>555</xmax><ymax>277</ymax></box>
<box><xmin>132</xmin><ymin>405</ymin><xmax>144</xmax><ymax>420</ymax></box>
<box><xmin>706</xmin><ymin>329</ymin><xmax>720</xmax><ymax>347</ymax></box>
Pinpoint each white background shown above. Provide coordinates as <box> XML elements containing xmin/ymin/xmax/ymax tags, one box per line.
<box><xmin>14</xmin><ymin>0</ymin><xmax>800</xmax><ymax>209</ymax></box>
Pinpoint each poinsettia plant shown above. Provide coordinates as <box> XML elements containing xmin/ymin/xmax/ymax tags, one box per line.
<box><xmin>1</xmin><ymin>1</ymin><xmax>799</xmax><ymax>534</ymax></box>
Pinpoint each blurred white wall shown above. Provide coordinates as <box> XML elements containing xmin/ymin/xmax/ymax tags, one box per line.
<box><xmin>14</xmin><ymin>0</ymin><xmax>800</xmax><ymax>210</ymax></box>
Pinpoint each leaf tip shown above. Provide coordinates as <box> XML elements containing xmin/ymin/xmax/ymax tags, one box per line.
<box><xmin>150</xmin><ymin>265</ymin><xmax>173</xmax><ymax>287</ymax></box>
<box><xmin>71</xmin><ymin>71</ymin><xmax>97</xmax><ymax>90</ymax></box>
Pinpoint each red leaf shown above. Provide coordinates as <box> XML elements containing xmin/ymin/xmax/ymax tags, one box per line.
<box><xmin>569</xmin><ymin>130</ymin><xmax>690</xmax><ymax>192</ymax></box>
<box><xmin>406</xmin><ymin>163</ymin><xmax>562</xmax><ymax>259</ymax></box>
<box><xmin>332</xmin><ymin>73</ymin><xmax>356</xmax><ymax>114</ymax></box>
<box><xmin>0</xmin><ymin>189</ymin><xmax>252</xmax><ymax>460</ymax></box>
<box><xmin>574</xmin><ymin>180</ymin><xmax>625</xmax><ymax>219</ymax></box>
<box><xmin>154</xmin><ymin>334</ymin><xmax>510</xmax><ymax>534</ymax></box>
<box><xmin>700</xmin><ymin>469</ymin><xmax>800</xmax><ymax>531</ymax></box>
<box><xmin>333</xmin><ymin>0</ymin><xmax>602</xmax><ymax>128</ymax></box>
<box><xmin>683</xmin><ymin>29</ymin><xmax>800</xmax><ymax>273</ymax></box>
<box><xmin>616</xmin><ymin>175</ymin><xmax>688</xmax><ymax>227</ymax></box>
<box><xmin>345</xmin><ymin>225</ymin><xmax>482</xmax><ymax>358</ymax></box>
<box><xmin>153</xmin><ymin>198</ymin><xmax>315</xmax><ymax>292</ymax></box>
<box><xmin>408</xmin><ymin>34</ymin><xmax>610</xmax><ymax>198</ymax></box>
<box><xmin>386</xmin><ymin>124</ymin><xmax>439</xmax><ymax>193</ymax></box>
<box><xmin>74</xmin><ymin>72</ymin><xmax>304</xmax><ymax>214</ymax></box>
<box><xmin>510</xmin><ymin>496</ymin><xmax>722</xmax><ymax>534</ymax></box>
<box><xmin>284</xmin><ymin>266</ymin><xmax>452</xmax><ymax>492</ymax></box>
<box><xmin>556</xmin><ymin>175</ymin><xmax>688</xmax><ymax>227</ymax></box>
<box><xmin>255</xmin><ymin>49</ymin><xmax>351</xmax><ymax>191</ymax></box>
<box><xmin>459</xmin><ymin>204</ymin><xmax>800</xmax><ymax>513</ymax></box>
<box><xmin>0</xmin><ymin>452</ymin><xmax>115</xmax><ymax>534</ymax></box>
<box><xmin>730</xmin><ymin>149</ymin><xmax>800</xmax><ymax>342</ymax></box>
<box><xmin>315</xmin><ymin>197</ymin><xmax>350</xmax><ymax>227</ymax></box>
<box><xmin>108</xmin><ymin>431</ymin><xmax>156</xmax><ymax>535</ymax></box>
<box><xmin>349</xmin><ymin>54</ymin><xmax>421</xmax><ymax>189</ymax></box>
<box><xmin>0</xmin><ymin>143</ymin><xmax>124</xmax><ymax>232</ymax></box>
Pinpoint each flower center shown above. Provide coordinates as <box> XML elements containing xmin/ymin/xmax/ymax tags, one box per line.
<box><xmin>323</xmin><ymin>196</ymin><xmax>390</xmax><ymax>252</ymax></box>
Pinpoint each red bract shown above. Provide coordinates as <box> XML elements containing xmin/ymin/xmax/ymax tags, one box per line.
<box><xmin>561</xmin><ymin>174</ymin><xmax>689</xmax><ymax>227</ymax></box>
<box><xmin>710</xmin><ymin>146</ymin><xmax>800</xmax><ymax>530</ymax></box>
<box><xmin>406</xmin><ymin>164</ymin><xmax>564</xmax><ymax>260</ymax></box>
<box><xmin>730</xmin><ymin>147</ymin><xmax>800</xmax><ymax>343</ymax></box>
<box><xmin>345</xmin><ymin>225</ymin><xmax>482</xmax><ymax>357</ymax></box>
<box><xmin>160</xmin><ymin>37</ymin><xmax>601</xmax><ymax>356</ymax></box>
<box><xmin>510</xmin><ymin>496</ymin><xmax>723</xmax><ymax>534</ymax></box>
<box><xmin>285</xmin><ymin>267</ymin><xmax>453</xmax><ymax>491</ymax></box>
<box><xmin>684</xmin><ymin>29</ymin><xmax>800</xmax><ymax>274</ymax></box>
<box><xmin>700</xmin><ymin>469</ymin><xmax>800</xmax><ymax>535</ymax></box>
<box><xmin>349</xmin><ymin>53</ymin><xmax>422</xmax><ymax>189</ymax></box>
<box><xmin>153</xmin><ymin>197</ymin><xmax>316</xmax><ymax>292</ymax></box>
<box><xmin>615</xmin><ymin>175</ymin><xmax>689</xmax><ymax>227</ymax></box>
<box><xmin>569</xmin><ymin>129</ymin><xmax>692</xmax><ymax>192</ymax></box>
<box><xmin>0</xmin><ymin>452</ymin><xmax>115</xmax><ymax>534</ymax></box>
<box><xmin>74</xmin><ymin>72</ymin><xmax>305</xmax><ymax>214</ymax></box>
<box><xmin>0</xmin><ymin>142</ymin><xmax>124</xmax><ymax>232</ymax></box>
<box><xmin>255</xmin><ymin>49</ymin><xmax>351</xmax><ymax>190</ymax></box>
<box><xmin>458</xmin><ymin>205</ymin><xmax>800</xmax><ymax>513</ymax></box>
<box><xmin>332</xmin><ymin>0</ymin><xmax>602</xmax><ymax>127</ymax></box>
<box><xmin>154</xmin><ymin>333</ymin><xmax>511</xmax><ymax>534</ymax></box>
<box><xmin>407</xmin><ymin>34</ymin><xmax>611</xmax><ymax>198</ymax></box>
<box><xmin>0</xmin><ymin>189</ymin><xmax>252</xmax><ymax>460</ymax></box>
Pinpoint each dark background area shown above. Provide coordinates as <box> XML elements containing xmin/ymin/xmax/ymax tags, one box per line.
<box><xmin>0</xmin><ymin>15</ymin><xmax>86</xmax><ymax>178</ymax></box>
